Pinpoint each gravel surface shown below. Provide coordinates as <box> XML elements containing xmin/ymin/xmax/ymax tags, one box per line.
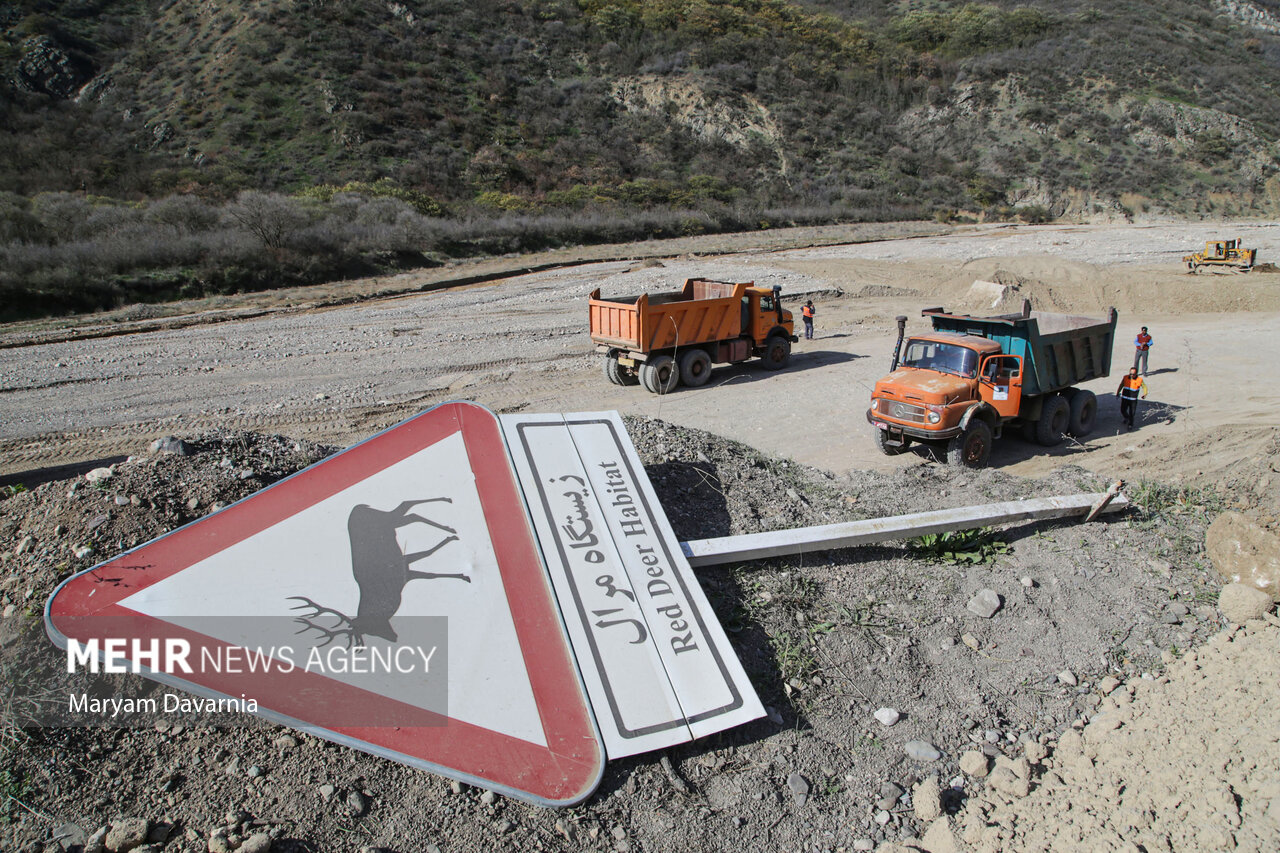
<box><xmin>4</xmin><ymin>220</ymin><xmax>1280</xmax><ymax>492</ymax></box>
<box><xmin>0</xmin><ymin>417</ymin><xmax>1244</xmax><ymax>852</ymax></box>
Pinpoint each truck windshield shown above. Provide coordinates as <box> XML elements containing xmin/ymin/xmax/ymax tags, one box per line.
<box><xmin>901</xmin><ymin>340</ymin><xmax>978</xmax><ymax>378</ymax></box>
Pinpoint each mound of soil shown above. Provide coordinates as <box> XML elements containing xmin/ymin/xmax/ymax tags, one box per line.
<box><xmin>0</xmin><ymin>419</ymin><xmax>1234</xmax><ymax>852</ymax></box>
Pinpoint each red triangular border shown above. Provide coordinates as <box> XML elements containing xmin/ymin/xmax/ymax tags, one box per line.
<box><xmin>45</xmin><ymin>402</ymin><xmax>604</xmax><ymax>806</ymax></box>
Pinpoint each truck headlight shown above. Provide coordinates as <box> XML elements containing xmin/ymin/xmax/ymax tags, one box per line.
<box><xmin>928</xmin><ymin>411</ymin><xmax>941</xmax><ymax>424</ymax></box>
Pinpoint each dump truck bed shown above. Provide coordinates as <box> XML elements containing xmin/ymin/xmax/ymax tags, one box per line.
<box><xmin>924</xmin><ymin>306</ymin><xmax>1118</xmax><ymax>397</ymax></box>
<box><xmin>589</xmin><ymin>279</ymin><xmax>749</xmax><ymax>353</ymax></box>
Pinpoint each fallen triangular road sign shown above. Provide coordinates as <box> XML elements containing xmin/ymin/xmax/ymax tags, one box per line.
<box><xmin>46</xmin><ymin>402</ymin><xmax>604</xmax><ymax>806</ymax></box>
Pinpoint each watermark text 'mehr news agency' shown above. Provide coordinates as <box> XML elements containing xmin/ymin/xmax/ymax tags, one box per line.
<box><xmin>65</xmin><ymin>637</ymin><xmax>439</xmax><ymax>676</ymax></box>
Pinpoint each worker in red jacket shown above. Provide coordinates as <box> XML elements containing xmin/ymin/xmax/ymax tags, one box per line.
<box><xmin>1133</xmin><ymin>326</ymin><xmax>1152</xmax><ymax>375</ymax></box>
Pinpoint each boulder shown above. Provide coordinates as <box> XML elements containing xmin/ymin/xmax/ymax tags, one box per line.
<box><xmin>1206</xmin><ymin>512</ymin><xmax>1280</xmax><ymax>601</ymax></box>
<box><xmin>1219</xmin><ymin>582</ymin><xmax>1274</xmax><ymax>624</ymax></box>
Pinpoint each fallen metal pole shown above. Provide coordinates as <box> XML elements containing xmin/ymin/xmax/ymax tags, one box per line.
<box><xmin>680</xmin><ymin>490</ymin><xmax>1129</xmax><ymax>568</ymax></box>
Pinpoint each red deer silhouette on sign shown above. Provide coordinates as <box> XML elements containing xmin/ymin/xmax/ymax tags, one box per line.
<box><xmin>289</xmin><ymin>498</ymin><xmax>469</xmax><ymax>646</ymax></box>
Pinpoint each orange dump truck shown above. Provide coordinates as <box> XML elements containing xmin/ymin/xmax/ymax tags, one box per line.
<box><xmin>589</xmin><ymin>278</ymin><xmax>797</xmax><ymax>393</ymax></box>
<box><xmin>867</xmin><ymin>303</ymin><xmax>1118</xmax><ymax>467</ymax></box>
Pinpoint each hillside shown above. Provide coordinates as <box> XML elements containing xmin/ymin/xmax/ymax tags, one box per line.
<box><xmin>4</xmin><ymin>0</ymin><xmax>1280</xmax><ymax>214</ymax></box>
<box><xmin>3</xmin><ymin>0</ymin><xmax>1280</xmax><ymax>317</ymax></box>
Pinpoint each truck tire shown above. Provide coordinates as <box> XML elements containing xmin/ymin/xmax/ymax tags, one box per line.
<box><xmin>678</xmin><ymin>348</ymin><xmax>713</xmax><ymax>387</ymax></box>
<box><xmin>1036</xmin><ymin>395</ymin><xmax>1070</xmax><ymax>446</ymax></box>
<box><xmin>640</xmin><ymin>355</ymin><xmax>680</xmax><ymax>394</ymax></box>
<box><xmin>603</xmin><ymin>352</ymin><xmax>638</xmax><ymax>386</ymax></box>
<box><xmin>760</xmin><ymin>335</ymin><xmax>791</xmax><ymax>370</ymax></box>
<box><xmin>874</xmin><ymin>428</ymin><xmax>911</xmax><ymax>456</ymax></box>
<box><xmin>1067</xmin><ymin>389</ymin><xmax>1097</xmax><ymax>436</ymax></box>
<box><xmin>947</xmin><ymin>420</ymin><xmax>993</xmax><ymax>468</ymax></box>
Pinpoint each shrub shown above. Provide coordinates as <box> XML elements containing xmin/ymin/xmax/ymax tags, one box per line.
<box><xmin>0</xmin><ymin>192</ymin><xmax>45</xmax><ymax>243</ymax></box>
<box><xmin>147</xmin><ymin>194</ymin><xmax>221</xmax><ymax>233</ymax></box>
<box><xmin>1192</xmin><ymin>131</ymin><xmax>1234</xmax><ymax>163</ymax></box>
<box><xmin>1016</xmin><ymin>204</ymin><xmax>1053</xmax><ymax>223</ymax></box>
<box><xmin>225</xmin><ymin>191</ymin><xmax>313</xmax><ymax>249</ymax></box>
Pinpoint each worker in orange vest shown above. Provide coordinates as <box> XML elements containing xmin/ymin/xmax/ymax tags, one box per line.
<box><xmin>1116</xmin><ymin>367</ymin><xmax>1148</xmax><ymax>430</ymax></box>
<box><xmin>801</xmin><ymin>300</ymin><xmax>815</xmax><ymax>340</ymax></box>
<box><xmin>1133</xmin><ymin>326</ymin><xmax>1152</xmax><ymax>375</ymax></box>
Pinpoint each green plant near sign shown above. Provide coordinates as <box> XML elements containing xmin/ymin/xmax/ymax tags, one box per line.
<box><xmin>909</xmin><ymin>527</ymin><xmax>1011</xmax><ymax>565</ymax></box>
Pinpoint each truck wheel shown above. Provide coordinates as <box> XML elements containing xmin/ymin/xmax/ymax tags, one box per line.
<box><xmin>640</xmin><ymin>355</ymin><xmax>680</xmax><ymax>394</ymax></box>
<box><xmin>761</xmin><ymin>335</ymin><xmax>791</xmax><ymax>370</ymax></box>
<box><xmin>603</xmin><ymin>352</ymin><xmax>638</xmax><ymax>386</ymax></box>
<box><xmin>1036</xmin><ymin>395</ymin><xmax>1070</xmax><ymax>446</ymax></box>
<box><xmin>1067</xmin><ymin>389</ymin><xmax>1097</xmax><ymax>436</ymax></box>
<box><xmin>947</xmin><ymin>420</ymin><xmax>992</xmax><ymax>468</ymax></box>
<box><xmin>874</xmin><ymin>428</ymin><xmax>911</xmax><ymax>456</ymax></box>
<box><xmin>678</xmin><ymin>349</ymin><xmax>713</xmax><ymax>387</ymax></box>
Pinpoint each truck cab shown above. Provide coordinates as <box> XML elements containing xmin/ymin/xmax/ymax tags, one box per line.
<box><xmin>743</xmin><ymin>286</ymin><xmax>793</xmax><ymax>349</ymax></box>
<box><xmin>870</xmin><ymin>333</ymin><xmax>1012</xmax><ymax>441</ymax></box>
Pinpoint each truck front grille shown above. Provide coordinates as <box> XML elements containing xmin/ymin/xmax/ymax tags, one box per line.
<box><xmin>876</xmin><ymin>398</ymin><xmax>926</xmax><ymax>423</ymax></box>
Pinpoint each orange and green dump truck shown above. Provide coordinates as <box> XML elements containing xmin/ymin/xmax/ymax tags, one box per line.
<box><xmin>868</xmin><ymin>303</ymin><xmax>1118</xmax><ymax>467</ymax></box>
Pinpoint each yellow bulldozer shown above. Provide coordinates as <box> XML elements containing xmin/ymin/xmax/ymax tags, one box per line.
<box><xmin>1183</xmin><ymin>238</ymin><xmax>1257</xmax><ymax>272</ymax></box>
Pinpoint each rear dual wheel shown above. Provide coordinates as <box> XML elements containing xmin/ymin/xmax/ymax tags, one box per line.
<box><xmin>603</xmin><ymin>351</ymin><xmax>639</xmax><ymax>386</ymax></box>
<box><xmin>678</xmin><ymin>348</ymin><xmax>713</xmax><ymax>387</ymax></box>
<box><xmin>1036</xmin><ymin>395</ymin><xmax>1070</xmax><ymax>446</ymax></box>
<box><xmin>640</xmin><ymin>355</ymin><xmax>680</xmax><ymax>394</ymax></box>
<box><xmin>1067</xmin><ymin>390</ymin><xmax>1097</xmax><ymax>436</ymax></box>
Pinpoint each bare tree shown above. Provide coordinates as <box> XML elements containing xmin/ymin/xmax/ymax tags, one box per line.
<box><xmin>226</xmin><ymin>191</ymin><xmax>310</xmax><ymax>249</ymax></box>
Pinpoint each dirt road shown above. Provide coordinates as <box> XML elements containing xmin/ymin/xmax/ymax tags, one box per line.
<box><xmin>3</xmin><ymin>221</ymin><xmax>1279</xmax><ymax>499</ymax></box>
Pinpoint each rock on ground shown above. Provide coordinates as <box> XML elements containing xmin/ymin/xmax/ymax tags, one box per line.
<box><xmin>1219</xmin><ymin>582</ymin><xmax>1275</xmax><ymax>625</ymax></box>
<box><xmin>1207</xmin><ymin>511</ymin><xmax>1280</xmax><ymax>601</ymax></box>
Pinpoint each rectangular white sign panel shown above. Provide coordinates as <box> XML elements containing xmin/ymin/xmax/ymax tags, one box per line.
<box><xmin>501</xmin><ymin>411</ymin><xmax>763</xmax><ymax>758</ymax></box>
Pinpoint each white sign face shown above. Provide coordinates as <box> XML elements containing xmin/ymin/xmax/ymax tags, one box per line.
<box><xmin>502</xmin><ymin>411</ymin><xmax>764</xmax><ymax>757</ymax></box>
<box><xmin>119</xmin><ymin>431</ymin><xmax>546</xmax><ymax>745</ymax></box>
